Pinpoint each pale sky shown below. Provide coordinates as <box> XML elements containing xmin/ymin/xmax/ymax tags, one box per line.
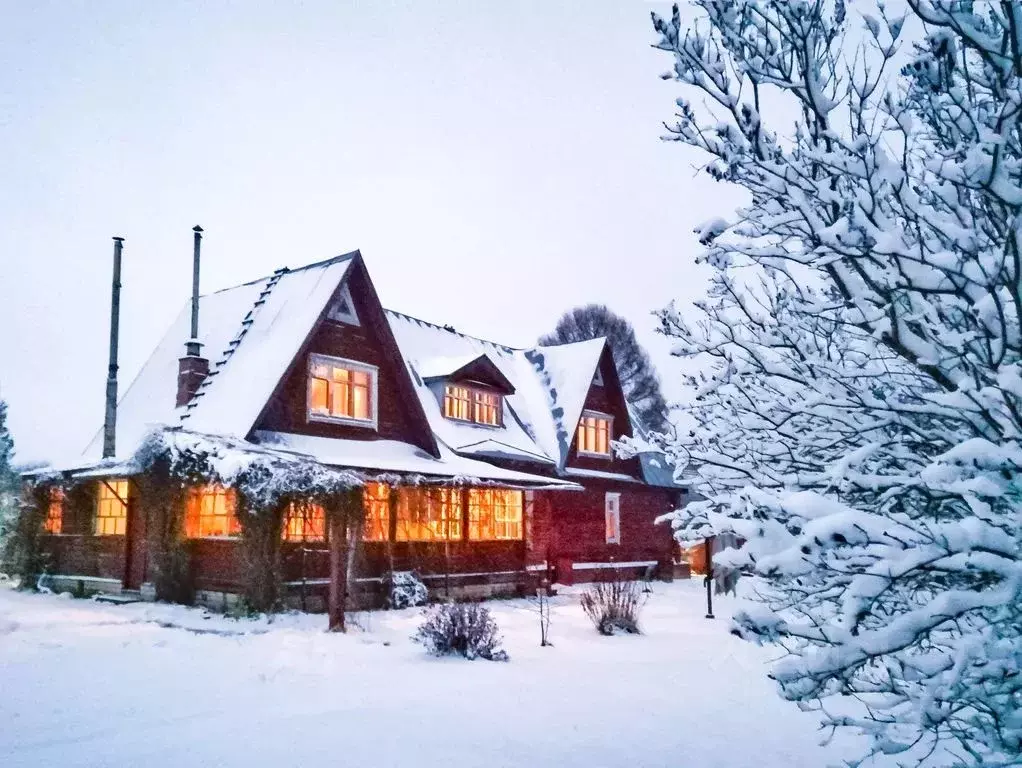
<box><xmin>0</xmin><ymin>1</ymin><xmax>732</xmax><ymax>465</ymax></box>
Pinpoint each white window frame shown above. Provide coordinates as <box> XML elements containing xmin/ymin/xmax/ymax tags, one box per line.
<box><xmin>307</xmin><ymin>353</ymin><xmax>379</xmax><ymax>429</ymax></box>
<box><xmin>442</xmin><ymin>382</ymin><xmax>504</xmax><ymax>427</ymax></box>
<box><xmin>577</xmin><ymin>409</ymin><xmax>614</xmax><ymax>459</ymax></box>
<box><xmin>605</xmin><ymin>492</ymin><xmax>621</xmax><ymax>545</ymax></box>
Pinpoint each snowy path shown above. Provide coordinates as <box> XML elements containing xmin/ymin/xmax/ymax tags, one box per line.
<box><xmin>0</xmin><ymin>580</ymin><xmax>872</xmax><ymax>767</ymax></box>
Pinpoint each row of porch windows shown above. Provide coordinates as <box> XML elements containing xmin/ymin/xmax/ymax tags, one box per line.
<box><xmin>44</xmin><ymin>481</ymin><xmax>524</xmax><ymax>543</ymax></box>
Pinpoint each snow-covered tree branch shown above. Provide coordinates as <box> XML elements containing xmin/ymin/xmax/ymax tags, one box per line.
<box><xmin>652</xmin><ymin>2</ymin><xmax>1022</xmax><ymax>765</ymax></box>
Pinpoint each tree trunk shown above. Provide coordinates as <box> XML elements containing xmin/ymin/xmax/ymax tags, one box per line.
<box><xmin>328</xmin><ymin>510</ymin><xmax>349</xmax><ymax>632</ymax></box>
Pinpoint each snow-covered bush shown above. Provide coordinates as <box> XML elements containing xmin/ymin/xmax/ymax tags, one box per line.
<box><xmin>651</xmin><ymin>2</ymin><xmax>1022</xmax><ymax>764</ymax></box>
<box><xmin>383</xmin><ymin>570</ymin><xmax>427</xmax><ymax>609</ymax></box>
<box><xmin>579</xmin><ymin>576</ymin><xmax>643</xmax><ymax>635</ymax></box>
<box><xmin>414</xmin><ymin>602</ymin><xmax>509</xmax><ymax>661</ymax></box>
<box><xmin>0</xmin><ymin>482</ymin><xmax>49</xmax><ymax>589</ymax></box>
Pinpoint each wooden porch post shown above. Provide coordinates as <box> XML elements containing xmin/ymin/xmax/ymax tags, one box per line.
<box><xmin>328</xmin><ymin>499</ymin><xmax>350</xmax><ymax>633</ymax></box>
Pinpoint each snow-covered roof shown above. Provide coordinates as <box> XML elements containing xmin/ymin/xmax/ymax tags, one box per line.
<box><xmin>254</xmin><ymin>431</ymin><xmax>579</xmax><ymax>489</ymax></box>
<box><xmin>66</xmin><ymin>249</ymin><xmax>670</xmax><ymax>486</ymax></box>
<box><xmin>81</xmin><ymin>253</ymin><xmax>356</xmax><ymax>464</ymax></box>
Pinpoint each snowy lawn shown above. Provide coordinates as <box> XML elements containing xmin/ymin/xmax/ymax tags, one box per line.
<box><xmin>1</xmin><ymin>579</ymin><xmax>877</xmax><ymax>768</ymax></box>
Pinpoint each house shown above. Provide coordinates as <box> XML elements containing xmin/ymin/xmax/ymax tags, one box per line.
<box><xmin>26</xmin><ymin>243</ymin><xmax>683</xmax><ymax>610</ymax></box>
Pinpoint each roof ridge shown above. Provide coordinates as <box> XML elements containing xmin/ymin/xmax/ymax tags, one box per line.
<box><xmin>180</xmin><ymin>268</ymin><xmax>290</xmax><ymax>419</ymax></box>
<box><xmin>384</xmin><ymin>308</ymin><xmax>519</xmax><ymax>354</ymax></box>
<box><xmin>209</xmin><ymin>251</ymin><xmax>360</xmax><ymax>296</ymax></box>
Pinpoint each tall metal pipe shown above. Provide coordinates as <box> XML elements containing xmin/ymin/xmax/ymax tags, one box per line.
<box><xmin>102</xmin><ymin>237</ymin><xmax>124</xmax><ymax>459</ymax></box>
<box><xmin>186</xmin><ymin>225</ymin><xmax>203</xmax><ymax>356</ymax></box>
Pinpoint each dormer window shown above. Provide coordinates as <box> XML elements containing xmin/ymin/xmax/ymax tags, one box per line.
<box><xmin>444</xmin><ymin>384</ymin><xmax>502</xmax><ymax>426</ymax></box>
<box><xmin>308</xmin><ymin>353</ymin><xmax>378</xmax><ymax>428</ymax></box>
<box><xmin>576</xmin><ymin>410</ymin><xmax>613</xmax><ymax>457</ymax></box>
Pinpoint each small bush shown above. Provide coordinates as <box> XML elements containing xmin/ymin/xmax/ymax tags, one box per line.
<box><xmin>384</xmin><ymin>570</ymin><xmax>428</xmax><ymax>609</ymax></box>
<box><xmin>414</xmin><ymin>602</ymin><xmax>509</xmax><ymax>661</ymax></box>
<box><xmin>579</xmin><ymin>577</ymin><xmax>643</xmax><ymax>635</ymax></box>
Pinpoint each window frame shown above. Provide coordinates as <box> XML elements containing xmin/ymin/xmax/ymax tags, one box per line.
<box><xmin>185</xmin><ymin>485</ymin><xmax>241</xmax><ymax>540</ymax></box>
<box><xmin>307</xmin><ymin>353</ymin><xmax>379</xmax><ymax>430</ymax></box>
<box><xmin>95</xmin><ymin>479</ymin><xmax>129</xmax><ymax>537</ymax></box>
<box><xmin>576</xmin><ymin>410</ymin><xmax>614</xmax><ymax>459</ymax></box>
<box><xmin>395</xmin><ymin>487</ymin><xmax>464</xmax><ymax>542</ymax></box>
<box><xmin>44</xmin><ymin>487</ymin><xmax>64</xmax><ymax>535</ymax></box>
<box><xmin>605</xmin><ymin>491</ymin><xmax>621</xmax><ymax>545</ymax></box>
<box><xmin>468</xmin><ymin>488</ymin><xmax>523</xmax><ymax>541</ymax></box>
<box><xmin>442</xmin><ymin>382</ymin><xmax>503</xmax><ymax>427</ymax></box>
<box><xmin>282</xmin><ymin>501</ymin><xmax>326</xmax><ymax>543</ymax></box>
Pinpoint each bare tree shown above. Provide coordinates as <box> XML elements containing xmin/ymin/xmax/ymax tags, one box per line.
<box><xmin>540</xmin><ymin>305</ymin><xmax>670</xmax><ymax>433</ymax></box>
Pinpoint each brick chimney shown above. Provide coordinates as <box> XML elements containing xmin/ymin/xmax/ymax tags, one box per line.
<box><xmin>176</xmin><ymin>226</ymin><xmax>209</xmax><ymax>407</ymax></box>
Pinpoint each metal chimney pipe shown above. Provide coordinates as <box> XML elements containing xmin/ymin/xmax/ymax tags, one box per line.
<box><xmin>102</xmin><ymin>237</ymin><xmax>124</xmax><ymax>459</ymax></box>
<box><xmin>186</xmin><ymin>225</ymin><xmax>203</xmax><ymax>356</ymax></box>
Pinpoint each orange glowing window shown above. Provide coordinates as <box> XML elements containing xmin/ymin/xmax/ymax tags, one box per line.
<box><xmin>185</xmin><ymin>485</ymin><xmax>240</xmax><ymax>538</ymax></box>
<box><xmin>605</xmin><ymin>492</ymin><xmax>621</xmax><ymax>544</ymax></box>
<box><xmin>444</xmin><ymin>385</ymin><xmax>501</xmax><ymax>426</ymax></box>
<box><xmin>95</xmin><ymin>479</ymin><xmax>128</xmax><ymax>536</ymax></box>
<box><xmin>283</xmin><ymin>502</ymin><xmax>326</xmax><ymax>542</ymax></box>
<box><xmin>308</xmin><ymin>354</ymin><xmax>376</xmax><ymax>425</ymax></box>
<box><xmin>468</xmin><ymin>489</ymin><xmax>523</xmax><ymax>540</ymax></box>
<box><xmin>396</xmin><ymin>487</ymin><xmax>463</xmax><ymax>541</ymax></box>
<box><xmin>44</xmin><ymin>488</ymin><xmax>63</xmax><ymax>534</ymax></box>
<box><xmin>576</xmin><ymin>411</ymin><xmax>612</xmax><ymax>456</ymax></box>
<box><xmin>363</xmin><ymin>482</ymin><xmax>390</xmax><ymax>541</ymax></box>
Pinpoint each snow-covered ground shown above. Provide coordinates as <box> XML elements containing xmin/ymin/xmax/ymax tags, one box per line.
<box><xmin>1</xmin><ymin>579</ymin><xmax>878</xmax><ymax>768</ymax></box>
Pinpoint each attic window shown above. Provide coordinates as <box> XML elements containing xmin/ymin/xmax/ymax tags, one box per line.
<box><xmin>327</xmin><ymin>283</ymin><xmax>359</xmax><ymax>326</ymax></box>
<box><xmin>308</xmin><ymin>353</ymin><xmax>378</xmax><ymax>429</ymax></box>
<box><xmin>443</xmin><ymin>384</ymin><xmax>502</xmax><ymax>426</ymax></box>
<box><xmin>593</xmin><ymin>367</ymin><xmax>604</xmax><ymax>386</ymax></box>
<box><xmin>576</xmin><ymin>410</ymin><xmax>613</xmax><ymax>458</ymax></box>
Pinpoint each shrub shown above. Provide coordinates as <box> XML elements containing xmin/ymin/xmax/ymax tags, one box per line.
<box><xmin>579</xmin><ymin>577</ymin><xmax>643</xmax><ymax>635</ymax></box>
<box><xmin>384</xmin><ymin>570</ymin><xmax>428</xmax><ymax>609</ymax></box>
<box><xmin>414</xmin><ymin>602</ymin><xmax>509</xmax><ymax>661</ymax></box>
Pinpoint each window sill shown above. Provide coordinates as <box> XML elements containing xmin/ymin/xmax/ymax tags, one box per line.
<box><xmin>443</xmin><ymin>415</ymin><xmax>503</xmax><ymax>429</ymax></box>
<box><xmin>577</xmin><ymin>450</ymin><xmax>613</xmax><ymax>460</ymax></box>
<box><xmin>309</xmin><ymin>412</ymin><xmax>378</xmax><ymax>430</ymax></box>
<box><xmin>188</xmin><ymin>536</ymin><xmax>242</xmax><ymax>542</ymax></box>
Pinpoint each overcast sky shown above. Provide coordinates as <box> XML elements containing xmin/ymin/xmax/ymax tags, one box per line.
<box><xmin>0</xmin><ymin>1</ymin><xmax>736</xmax><ymax>464</ymax></box>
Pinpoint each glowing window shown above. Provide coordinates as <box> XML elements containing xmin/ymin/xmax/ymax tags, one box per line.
<box><xmin>44</xmin><ymin>488</ymin><xmax>63</xmax><ymax>534</ymax></box>
<box><xmin>605</xmin><ymin>492</ymin><xmax>621</xmax><ymax>544</ymax></box>
<box><xmin>283</xmin><ymin>502</ymin><xmax>326</xmax><ymax>542</ymax></box>
<box><xmin>363</xmin><ymin>482</ymin><xmax>390</xmax><ymax>541</ymax></box>
<box><xmin>95</xmin><ymin>480</ymin><xmax>128</xmax><ymax>536</ymax></box>
<box><xmin>576</xmin><ymin>411</ymin><xmax>612</xmax><ymax>457</ymax></box>
<box><xmin>396</xmin><ymin>488</ymin><xmax>463</xmax><ymax>541</ymax></box>
<box><xmin>308</xmin><ymin>354</ymin><xmax>377</xmax><ymax>427</ymax></box>
<box><xmin>444</xmin><ymin>384</ymin><xmax>501</xmax><ymax>426</ymax></box>
<box><xmin>468</xmin><ymin>489</ymin><xmax>523</xmax><ymax>540</ymax></box>
<box><xmin>185</xmin><ymin>485</ymin><xmax>240</xmax><ymax>538</ymax></box>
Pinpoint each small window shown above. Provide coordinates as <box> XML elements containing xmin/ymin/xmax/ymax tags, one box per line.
<box><xmin>308</xmin><ymin>353</ymin><xmax>378</xmax><ymax>428</ymax></box>
<box><xmin>468</xmin><ymin>489</ymin><xmax>523</xmax><ymax>540</ymax></box>
<box><xmin>45</xmin><ymin>488</ymin><xmax>63</xmax><ymax>534</ymax></box>
<box><xmin>605</xmin><ymin>492</ymin><xmax>621</xmax><ymax>544</ymax></box>
<box><xmin>185</xmin><ymin>485</ymin><xmax>240</xmax><ymax>538</ymax></box>
<box><xmin>577</xmin><ymin>411</ymin><xmax>613</xmax><ymax>457</ymax></box>
<box><xmin>283</xmin><ymin>502</ymin><xmax>326</xmax><ymax>542</ymax></box>
<box><xmin>443</xmin><ymin>384</ymin><xmax>502</xmax><ymax>426</ymax></box>
<box><xmin>593</xmin><ymin>367</ymin><xmax>604</xmax><ymax>386</ymax></box>
<box><xmin>363</xmin><ymin>482</ymin><xmax>390</xmax><ymax>541</ymax></box>
<box><xmin>95</xmin><ymin>479</ymin><xmax>128</xmax><ymax>536</ymax></box>
<box><xmin>328</xmin><ymin>283</ymin><xmax>360</xmax><ymax>326</ymax></box>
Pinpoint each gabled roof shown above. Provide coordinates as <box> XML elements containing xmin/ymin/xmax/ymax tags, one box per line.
<box><xmin>73</xmin><ymin>248</ymin><xmax>664</xmax><ymax>484</ymax></box>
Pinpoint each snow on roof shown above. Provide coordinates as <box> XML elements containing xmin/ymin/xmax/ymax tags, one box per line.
<box><xmin>181</xmin><ymin>253</ymin><xmax>356</xmax><ymax>437</ymax></box>
<box><xmin>71</xmin><ymin>249</ymin><xmax>668</xmax><ymax>484</ymax></box>
<box><xmin>254</xmin><ymin>430</ymin><xmax>579</xmax><ymax>489</ymax></box>
<box><xmin>524</xmin><ymin>337</ymin><xmax>607</xmax><ymax>466</ymax></box>
<box><xmin>80</xmin><ymin>253</ymin><xmax>356</xmax><ymax>465</ymax></box>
